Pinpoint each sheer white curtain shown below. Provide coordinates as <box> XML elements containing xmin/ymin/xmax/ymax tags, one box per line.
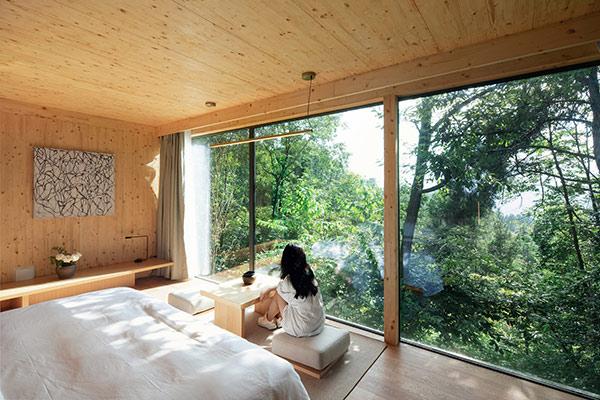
<box><xmin>184</xmin><ymin>137</ymin><xmax>211</xmax><ymax>276</ymax></box>
<box><xmin>156</xmin><ymin>131</ymin><xmax>211</xmax><ymax>280</ymax></box>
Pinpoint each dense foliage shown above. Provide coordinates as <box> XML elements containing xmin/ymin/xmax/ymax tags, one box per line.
<box><xmin>202</xmin><ymin>66</ymin><xmax>600</xmax><ymax>395</ymax></box>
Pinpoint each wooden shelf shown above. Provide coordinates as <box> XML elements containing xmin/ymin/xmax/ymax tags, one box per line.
<box><xmin>0</xmin><ymin>258</ymin><xmax>173</xmax><ymax>309</ymax></box>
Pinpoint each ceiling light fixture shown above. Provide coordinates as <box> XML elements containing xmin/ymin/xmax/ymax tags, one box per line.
<box><xmin>301</xmin><ymin>71</ymin><xmax>316</xmax><ymax>118</ymax></box>
<box><xmin>205</xmin><ymin>101</ymin><xmax>217</xmax><ymax>108</ymax></box>
<box><xmin>210</xmin><ymin>71</ymin><xmax>317</xmax><ymax>148</ymax></box>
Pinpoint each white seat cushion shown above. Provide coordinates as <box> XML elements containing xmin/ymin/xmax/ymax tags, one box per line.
<box><xmin>271</xmin><ymin>325</ymin><xmax>350</xmax><ymax>370</ymax></box>
<box><xmin>168</xmin><ymin>289</ymin><xmax>214</xmax><ymax>315</ymax></box>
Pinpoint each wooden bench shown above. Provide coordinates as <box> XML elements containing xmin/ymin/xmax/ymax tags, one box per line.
<box><xmin>0</xmin><ymin>258</ymin><xmax>174</xmax><ymax>310</ymax></box>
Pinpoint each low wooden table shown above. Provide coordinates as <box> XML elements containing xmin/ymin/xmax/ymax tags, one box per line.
<box><xmin>201</xmin><ymin>274</ymin><xmax>279</xmax><ymax>337</ymax></box>
<box><xmin>0</xmin><ymin>258</ymin><xmax>174</xmax><ymax>310</ymax></box>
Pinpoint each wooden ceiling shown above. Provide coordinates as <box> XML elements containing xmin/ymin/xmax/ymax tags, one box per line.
<box><xmin>1</xmin><ymin>0</ymin><xmax>600</xmax><ymax>126</ymax></box>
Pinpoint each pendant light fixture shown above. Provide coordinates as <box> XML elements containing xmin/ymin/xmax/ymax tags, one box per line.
<box><xmin>301</xmin><ymin>70</ymin><xmax>316</xmax><ymax>119</ymax></box>
<box><xmin>210</xmin><ymin>71</ymin><xmax>317</xmax><ymax>148</ymax></box>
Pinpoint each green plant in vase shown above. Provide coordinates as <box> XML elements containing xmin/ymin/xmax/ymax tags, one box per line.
<box><xmin>49</xmin><ymin>246</ymin><xmax>82</xmax><ymax>279</ymax></box>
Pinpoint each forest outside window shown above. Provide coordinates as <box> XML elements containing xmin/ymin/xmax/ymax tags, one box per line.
<box><xmin>201</xmin><ymin>129</ymin><xmax>250</xmax><ymax>281</ymax></box>
<box><xmin>398</xmin><ymin>65</ymin><xmax>600</xmax><ymax>396</ymax></box>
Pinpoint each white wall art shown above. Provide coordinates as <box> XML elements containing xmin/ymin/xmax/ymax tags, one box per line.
<box><xmin>33</xmin><ymin>147</ymin><xmax>115</xmax><ymax>218</ymax></box>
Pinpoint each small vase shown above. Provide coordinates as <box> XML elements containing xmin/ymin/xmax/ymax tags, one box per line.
<box><xmin>56</xmin><ymin>263</ymin><xmax>77</xmax><ymax>279</ymax></box>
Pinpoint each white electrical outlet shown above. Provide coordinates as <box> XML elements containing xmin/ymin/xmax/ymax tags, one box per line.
<box><xmin>15</xmin><ymin>266</ymin><xmax>35</xmax><ymax>281</ymax></box>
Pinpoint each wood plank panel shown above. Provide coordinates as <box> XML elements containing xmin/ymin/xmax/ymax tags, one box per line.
<box><xmin>410</xmin><ymin>0</ymin><xmax>600</xmax><ymax>51</ymax></box>
<box><xmin>1</xmin><ymin>1</ymin><xmax>599</xmax><ymax>125</ymax></box>
<box><xmin>383</xmin><ymin>95</ymin><xmax>399</xmax><ymax>346</ymax></box>
<box><xmin>0</xmin><ymin>99</ymin><xmax>159</xmax><ymax>283</ymax></box>
<box><xmin>159</xmin><ymin>12</ymin><xmax>600</xmax><ymax>135</ymax></box>
<box><xmin>173</xmin><ymin>38</ymin><xmax>595</xmax><ymax>137</ymax></box>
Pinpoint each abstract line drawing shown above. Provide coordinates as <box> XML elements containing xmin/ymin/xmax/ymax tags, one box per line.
<box><xmin>33</xmin><ymin>147</ymin><xmax>115</xmax><ymax>218</ymax></box>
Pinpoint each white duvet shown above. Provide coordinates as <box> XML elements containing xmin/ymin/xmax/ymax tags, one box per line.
<box><xmin>0</xmin><ymin>287</ymin><xmax>309</xmax><ymax>400</ymax></box>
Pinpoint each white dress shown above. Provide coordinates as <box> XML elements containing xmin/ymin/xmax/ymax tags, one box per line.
<box><xmin>276</xmin><ymin>276</ymin><xmax>325</xmax><ymax>337</ymax></box>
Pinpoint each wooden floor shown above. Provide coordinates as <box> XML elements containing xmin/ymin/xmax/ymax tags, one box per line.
<box><xmin>135</xmin><ymin>277</ymin><xmax>584</xmax><ymax>400</ymax></box>
<box><xmin>348</xmin><ymin>344</ymin><xmax>583</xmax><ymax>400</ymax></box>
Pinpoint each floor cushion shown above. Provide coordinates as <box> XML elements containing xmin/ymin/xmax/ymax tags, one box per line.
<box><xmin>272</xmin><ymin>325</ymin><xmax>350</xmax><ymax>371</ymax></box>
<box><xmin>168</xmin><ymin>288</ymin><xmax>214</xmax><ymax>315</ymax></box>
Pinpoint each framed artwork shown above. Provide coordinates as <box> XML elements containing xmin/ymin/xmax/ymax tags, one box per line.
<box><xmin>33</xmin><ymin>147</ymin><xmax>115</xmax><ymax>218</ymax></box>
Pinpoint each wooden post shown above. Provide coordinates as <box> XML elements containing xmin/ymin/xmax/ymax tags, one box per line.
<box><xmin>383</xmin><ymin>95</ymin><xmax>400</xmax><ymax>346</ymax></box>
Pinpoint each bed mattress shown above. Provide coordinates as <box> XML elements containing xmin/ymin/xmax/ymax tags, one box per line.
<box><xmin>0</xmin><ymin>287</ymin><xmax>309</xmax><ymax>400</ymax></box>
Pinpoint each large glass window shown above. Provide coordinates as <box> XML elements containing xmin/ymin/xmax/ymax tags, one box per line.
<box><xmin>254</xmin><ymin>107</ymin><xmax>384</xmax><ymax>330</ymax></box>
<box><xmin>201</xmin><ymin>106</ymin><xmax>385</xmax><ymax>330</ymax></box>
<box><xmin>398</xmin><ymin>66</ymin><xmax>600</xmax><ymax>396</ymax></box>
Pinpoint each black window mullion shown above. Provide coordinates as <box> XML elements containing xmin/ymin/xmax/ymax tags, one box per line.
<box><xmin>248</xmin><ymin>127</ymin><xmax>256</xmax><ymax>271</ymax></box>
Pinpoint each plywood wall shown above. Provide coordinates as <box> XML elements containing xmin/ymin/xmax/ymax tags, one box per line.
<box><xmin>0</xmin><ymin>99</ymin><xmax>159</xmax><ymax>283</ymax></box>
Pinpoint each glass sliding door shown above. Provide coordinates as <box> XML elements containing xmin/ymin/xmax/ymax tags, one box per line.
<box><xmin>398</xmin><ymin>66</ymin><xmax>600</xmax><ymax>396</ymax></box>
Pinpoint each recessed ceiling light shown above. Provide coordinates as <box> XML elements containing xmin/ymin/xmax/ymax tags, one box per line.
<box><xmin>205</xmin><ymin>101</ymin><xmax>217</xmax><ymax>108</ymax></box>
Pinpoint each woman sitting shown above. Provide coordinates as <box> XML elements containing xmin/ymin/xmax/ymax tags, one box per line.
<box><xmin>257</xmin><ymin>244</ymin><xmax>325</xmax><ymax>337</ymax></box>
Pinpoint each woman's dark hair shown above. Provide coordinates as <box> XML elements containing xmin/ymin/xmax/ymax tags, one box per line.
<box><xmin>280</xmin><ymin>244</ymin><xmax>318</xmax><ymax>299</ymax></box>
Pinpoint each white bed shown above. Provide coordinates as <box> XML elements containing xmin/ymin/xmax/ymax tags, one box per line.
<box><xmin>0</xmin><ymin>287</ymin><xmax>309</xmax><ymax>400</ymax></box>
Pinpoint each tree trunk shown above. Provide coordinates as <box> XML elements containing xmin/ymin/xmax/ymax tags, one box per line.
<box><xmin>272</xmin><ymin>177</ymin><xmax>281</xmax><ymax>218</ymax></box>
<box><xmin>401</xmin><ymin>98</ymin><xmax>433</xmax><ymax>271</ymax></box>
<box><xmin>398</xmin><ymin>87</ymin><xmax>498</xmax><ymax>274</ymax></box>
<box><xmin>267</xmin><ymin>143</ymin><xmax>291</xmax><ymax>219</ymax></box>
<box><xmin>572</xmin><ymin>128</ymin><xmax>600</xmax><ymax>242</ymax></box>
<box><xmin>586</xmin><ymin>67</ymin><xmax>600</xmax><ymax>173</ymax></box>
<box><xmin>548</xmin><ymin>129</ymin><xmax>586</xmax><ymax>272</ymax></box>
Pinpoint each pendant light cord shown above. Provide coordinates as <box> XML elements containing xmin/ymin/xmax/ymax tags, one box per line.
<box><xmin>306</xmin><ymin>77</ymin><xmax>313</xmax><ymax>117</ymax></box>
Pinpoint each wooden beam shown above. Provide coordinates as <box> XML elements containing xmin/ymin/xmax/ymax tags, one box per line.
<box><xmin>184</xmin><ymin>43</ymin><xmax>599</xmax><ymax>136</ymax></box>
<box><xmin>158</xmin><ymin>12</ymin><xmax>600</xmax><ymax>136</ymax></box>
<box><xmin>388</xmin><ymin>42</ymin><xmax>600</xmax><ymax>99</ymax></box>
<box><xmin>383</xmin><ymin>94</ymin><xmax>399</xmax><ymax>346</ymax></box>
